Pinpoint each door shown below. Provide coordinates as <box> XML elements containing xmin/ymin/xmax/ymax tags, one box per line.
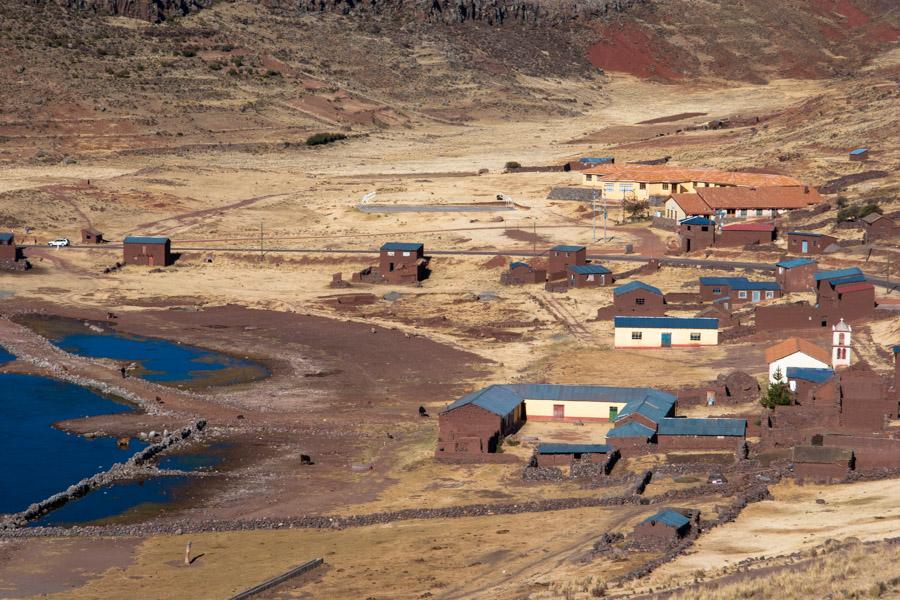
<box><xmin>389</xmin><ymin>262</ymin><xmax>395</xmax><ymax>272</ymax></box>
<box><xmin>686</xmin><ymin>239</ymin><xmax>691</xmax><ymax>252</ymax></box>
<box><xmin>609</xmin><ymin>406</ymin><xmax>618</xmax><ymax>421</ymax></box>
<box><xmin>661</xmin><ymin>332</ymin><xmax>672</xmax><ymax>347</ymax></box>
<box><xmin>752</xmin><ymin>290</ymin><xmax>761</xmax><ymax>302</ymax></box>
<box><xmin>553</xmin><ymin>404</ymin><xmax>565</xmax><ymax>419</ymax></box>
<box><xmin>801</xmin><ymin>240</ymin><xmax>808</xmax><ymax>253</ymax></box>
<box><xmin>148</xmin><ymin>254</ymin><xmax>155</xmax><ymax>267</ymax></box>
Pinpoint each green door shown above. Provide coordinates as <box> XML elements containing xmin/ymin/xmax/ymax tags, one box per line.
<box><xmin>609</xmin><ymin>406</ymin><xmax>618</xmax><ymax>421</ymax></box>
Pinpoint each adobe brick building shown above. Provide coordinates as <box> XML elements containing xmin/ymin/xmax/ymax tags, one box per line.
<box><xmin>815</xmin><ymin>268</ymin><xmax>875</xmax><ymax>322</ymax></box>
<box><xmin>436</xmin><ymin>386</ymin><xmax>525</xmax><ymax>455</ymax></box>
<box><xmin>717</xmin><ymin>222</ymin><xmax>776</xmax><ymax>247</ymax></box>
<box><xmin>613</xmin><ymin>281</ymin><xmax>666</xmax><ymax>315</ymax></box>
<box><xmin>860</xmin><ymin>213</ymin><xmax>895</xmax><ymax>241</ymax></box>
<box><xmin>567</xmin><ymin>264</ymin><xmax>612</xmax><ymax>288</ymax></box>
<box><xmin>656</xmin><ymin>417</ymin><xmax>746</xmax><ymax>450</ymax></box>
<box><xmin>775</xmin><ymin>258</ymin><xmax>817</xmax><ymax>292</ymax></box>
<box><xmin>501</xmin><ymin>261</ymin><xmax>546</xmax><ymax>285</ymax></box>
<box><xmin>532</xmin><ymin>443</ymin><xmax>612</xmax><ymax>467</ymax></box>
<box><xmin>678</xmin><ymin>217</ymin><xmax>715</xmax><ymax>253</ymax></box>
<box><xmin>379</xmin><ymin>242</ymin><xmax>427</xmax><ymax>284</ymax></box>
<box><xmin>548</xmin><ymin>245</ymin><xmax>586</xmax><ymax>278</ymax></box>
<box><xmin>81</xmin><ymin>228</ymin><xmax>104</xmax><ymax>244</ymax></box>
<box><xmin>0</xmin><ymin>232</ymin><xmax>16</xmax><ymax>263</ymax></box>
<box><xmin>632</xmin><ymin>509</ymin><xmax>698</xmax><ymax>547</ymax></box>
<box><xmin>786</xmin><ymin>231</ymin><xmax>836</xmax><ymax>255</ymax></box>
<box><xmin>123</xmin><ymin>236</ymin><xmax>172</xmax><ymax>266</ymax></box>
<box><xmin>699</xmin><ymin>277</ymin><xmax>782</xmax><ymax>305</ymax></box>
<box><xmin>792</xmin><ymin>446</ymin><xmax>854</xmax><ymax>482</ymax></box>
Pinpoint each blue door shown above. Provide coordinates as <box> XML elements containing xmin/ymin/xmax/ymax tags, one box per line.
<box><xmin>801</xmin><ymin>240</ymin><xmax>808</xmax><ymax>253</ymax></box>
<box><xmin>752</xmin><ymin>290</ymin><xmax>761</xmax><ymax>302</ymax></box>
<box><xmin>661</xmin><ymin>332</ymin><xmax>672</xmax><ymax>347</ymax></box>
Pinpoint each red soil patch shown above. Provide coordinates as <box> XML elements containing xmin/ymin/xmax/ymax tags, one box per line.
<box><xmin>482</xmin><ymin>255</ymin><xmax>508</xmax><ymax>269</ymax></box>
<box><xmin>586</xmin><ymin>23</ymin><xmax>682</xmax><ymax>81</ymax></box>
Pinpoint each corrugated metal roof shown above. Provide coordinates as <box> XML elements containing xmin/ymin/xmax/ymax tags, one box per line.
<box><xmin>381</xmin><ymin>242</ymin><xmax>423</xmax><ymax>252</ymax></box>
<box><xmin>827</xmin><ymin>274</ymin><xmax>866</xmax><ymax>288</ymax></box>
<box><xmin>777</xmin><ymin>258</ymin><xmax>815</xmax><ymax>269</ymax></box>
<box><xmin>698</xmin><ymin>276</ymin><xmax>779</xmax><ymax>291</ymax></box>
<box><xmin>850</xmin><ymin>148</ymin><xmax>868</xmax><ymax>155</ymax></box>
<box><xmin>606</xmin><ymin>421</ymin><xmax>655</xmax><ymax>439</ymax></box>
<box><xmin>787</xmin><ymin>231</ymin><xmax>828</xmax><ymax>237</ymax></box>
<box><xmin>123</xmin><ymin>236</ymin><xmax>169</xmax><ymax>245</ymax></box>
<box><xmin>680</xmin><ymin>216</ymin><xmax>713</xmax><ymax>225</ymax></box>
<box><xmin>614</xmin><ymin>316</ymin><xmax>719</xmax><ymax>330</ymax></box>
<box><xmin>786</xmin><ymin>367</ymin><xmax>834</xmax><ymax>383</ymax></box>
<box><xmin>0</xmin><ymin>232</ymin><xmax>13</xmax><ymax>242</ymax></box>
<box><xmin>614</xmin><ymin>281</ymin><xmax>663</xmax><ymax>297</ymax></box>
<box><xmin>568</xmin><ymin>264</ymin><xmax>611</xmax><ymax>275</ymax></box>
<box><xmin>658</xmin><ymin>417</ymin><xmax>746</xmax><ymax>437</ymax></box>
<box><xmin>537</xmin><ymin>443</ymin><xmax>611</xmax><ymax>455</ymax></box>
<box><xmin>814</xmin><ymin>267</ymin><xmax>863</xmax><ymax>281</ymax></box>
<box><xmin>835</xmin><ymin>281</ymin><xmax>874</xmax><ymax>294</ymax></box>
<box><xmin>641</xmin><ymin>509</ymin><xmax>691</xmax><ymax>529</ymax></box>
<box><xmin>615</xmin><ymin>393</ymin><xmax>677</xmax><ymax>425</ymax></box>
<box><xmin>552</xmin><ymin>245</ymin><xmax>586</xmax><ymax>252</ymax></box>
<box><xmin>579</xmin><ymin>157</ymin><xmax>615</xmax><ymax>164</ymax></box>
<box><xmin>442</xmin><ymin>385</ymin><xmax>523</xmax><ymax>417</ymax></box>
<box><xmin>510</xmin><ymin>261</ymin><xmax>532</xmax><ymax>270</ymax></box>
<box><xmin>893</xmin><ymin>345</ymin><xmax>900</xmax><ymax>354</ymax></box>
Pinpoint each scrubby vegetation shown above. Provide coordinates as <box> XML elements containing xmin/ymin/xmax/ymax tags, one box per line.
<box><xmin>837</xmin><ymin>199</ymin><xmax>882</xmax><ymax>223</ymax></box>
<box><xmin>305</xmin><ymin>132</ymin><xmax>348</xmax><ymax>146</ymax></box>
<box><xmin>761</xmin><ymin>367</ymin><xmax>792</xmax><ymax>409</ymax></box>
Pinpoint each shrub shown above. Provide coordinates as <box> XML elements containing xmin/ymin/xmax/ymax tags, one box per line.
<box><xmin>505</xmin><ymin>161</ymin><xmax>521</xmax><ymax>170</ymax></box>
<box><xmin>306</xmin><ymin>132</ymin><xmax>347</xmax><ymax>146</ymax></box>
<box><xmin>837</xmin><ymin>200</ymin><xmax>881</xmax><ymax>222</ymax></box>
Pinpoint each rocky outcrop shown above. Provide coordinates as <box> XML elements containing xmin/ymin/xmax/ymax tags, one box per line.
<box><xmin>42</xmin><ymin>0</ymin><xmax>214</xmax><ymax>22</ymax></box>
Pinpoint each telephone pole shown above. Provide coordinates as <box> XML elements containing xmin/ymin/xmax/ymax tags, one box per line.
<box><xmin>259</xmin><ymin>221</ymin><xmax>264</xmax><ymax>262</ymax></box>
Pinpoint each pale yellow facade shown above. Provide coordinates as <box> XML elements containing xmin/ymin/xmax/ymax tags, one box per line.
<box><xmin>614</xmin><ymin>326</ymin><xmax>719</xmax><ymax>348</ymax></box>
<box><xmin>524</xmin><ymin>398</ymin><xmax>626</xmax><ymax>421</ymax></box>
<box><xmin>581</xmin><ymin>174</ymin><xmax>723</xmax><ymax>201</ymax></box>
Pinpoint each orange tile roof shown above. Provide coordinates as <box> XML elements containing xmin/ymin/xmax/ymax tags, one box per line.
<box><xmin>670</xmin><ymin>193</ymin><xmax>713</xmax><ymax>215</ymax></box>
<box><xmin>583</xmin><ymin>165</ymin><xmax>803</xmax><ymax>187</ymax></box>
<box><xmin>694</xmin><ymin>186</ymin><xmax>824</xmax><ymax>209</ymax></box>
<box><xmin>764</xmin><ymin>337</ymin><xmax>831</xmax><ymax>365</ymax></box>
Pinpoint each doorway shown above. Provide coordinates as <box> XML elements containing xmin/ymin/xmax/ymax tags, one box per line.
<box><xmin>661</xmin><ymin>332</ymin><xmax>672</xmax><ymax>347</ymax></box>
<box><xmin>553</xmin><ymin>404</ymin><xmax>565</xmax><ymax>419</ymax></box>
<box><xmin>752</xmin><ymin>290</ymin><xmax>761</xmax><ymax>302</ymax></box>
<box><xmin>609</xmin><ymin>406</ymin><xmax>618</xmax><ymax>421</ymax></box>
<box><xmin>801</xmin><ymin>240</ymin><xmax>809</xmax><ymax>253</ymax></box>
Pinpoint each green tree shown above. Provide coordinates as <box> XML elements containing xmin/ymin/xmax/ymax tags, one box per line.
<box><xmin>622</xmin><ymin>197</ymin><xmax>650</xmax><ymax>221</ymax></box>
<box><xmin>761</xmin><ymin>367</ymin><xmax>792</xmax><ymax>408</ymax></box>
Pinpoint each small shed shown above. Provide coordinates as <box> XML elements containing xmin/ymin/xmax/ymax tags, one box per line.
<box><xmin>786</xmin><ymin>231</ymin><xmax>837</xmax><ymax>255</ymax></box>
<box><xmin>534</xmin><ymin>443</ymin><xmax>612</xmax><ymax>467</ymax></box>
<box><xmin>792</xmin><ymin>445</ymin><xmax>854</xmax><ymax>482</ymax></box>
<box><xmin>0</xmin><ymin>232</ymin><xmax>15</xmax><ymax>262</ymax></box>
<box><xmin>567</xmin><ymin>264</ymin><xmax>612</xmax><ymax>288</ymax></box>
<box><xmin>632</xmin><ymin>509</ymin><xmax>695</xmax><ymax>546</ymax></box>
<box><xmin>379</xmin><ymin>242</ymin><xmax>427</xmax><ymax>284</ymax></box>
<box><xmin>678</xmin><ymin>216</ymin><xmax>715</xmax><ymax>253</ymax></box>
<box><xmin>776</xmin><ymin>258</ymin><xmax>817</xmax><ymax>292</ymax></box>
<box><xmin>860</xmin><ymin>213</ymin><xmax>895</xmax><ymax>241</ymax></box>
<box><xmin>81</xmin><ymin>228</ymin><xmax>104</xmax><ymax>244</ymax></box>
<box><xmin>849</xmin><ymin>148</ymin><xmax>868</xmax><ymax>161</ymax></box>
<box><xmin>613</xmin><ymin>281</ymin><xmax>665</xmax><ymax>314</ymax></box>
<box><xmin>502</xmin><ymin>261</ymin><xmax>546</xmax><ymax>285</ymax></box>
<box><xmin>122</xmin><ymin>236</ymin><xmax>172</xmax><ymax>266</ymax></box>
<box><xmin>717</xmin><ymin>222</ymin><xmax>776</xmax><ymax>247</ymax></box>
<box><xmin>656</xmin><ymin>417</ymin><xmax>746</xmax><ymax>450</ymax></box>
<box><xmin>548</xmin><ymin>245</ymin><xmax>587</xmax><ymax>277</ymax></box>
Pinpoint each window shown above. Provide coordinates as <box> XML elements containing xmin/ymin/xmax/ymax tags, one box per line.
<box><xmin>620</xmin><ymin>183</ymin><xmax>634</xmax><ymax>193</ymax></box>
<box><xmin>738</xmin><ymin>290</ymin><xmax>748</xmax><ymax>299</ymax></box>
<box><xmin>639</xmin><ymin>183</ymin><xmax>646</xmax><ymax>190</ymax></box>
<box><xmin>690</xmin><ymin>332</ymin><xmax>701</xmax><ymax>341</ymax></box>
<box><xmin>712</xmin><ymin>288</ymin><xmax>721</xmax><ymax>294</ymax></box>
<box><xmin>402</xmin><ymin>251</ymin><xmax>411</xmax><ymax>257</ymax></box>
<box><xmin>387</xmin><ymin>251</ymin><xmax>395</xmax><ymax>256</ymax></box>
<box><xmin>635</xmin><ymin>298</ymin><xmax>645</xmax><ymax>305</ymax></box>
<box><xmin>604</xmin><ymin>183</ymin><xmax>615</xmax><ymax>194</ymax></box>
<box><xmin>662</xmin><ymin>183</ymin><xmax>670</xmax><ymax>190</ymax></box>
<box><xmin>587</xmin><ymin>274</ymin><xmax>595</xmax><ymax>282</ymax></box>
<box><xmin>765</xmin><ymin>291</ymin><xmax>774</xmax><ymax>299</ymax></box>
<box><xmin>727</xmin><ymin>209</ymin><xmax>736</xmax><ymax>216</ymax></box>
<box><xmin>586</xmin><ymin>174</ymin><xmax>593</xmax><ymax>181</ymax></box>
<box><xmin>631</xmin><ymin>331</ymin><xmax>643</xmax><ymax>340</ymax></box>
<box><xmin>701</xmin><ymin>226</ymin><xmax>709</xmax><ymax>232</ymax></box>
<box><xmin>740</xmin><ymin>209</ymin><xmax>747</xmax><ymax>217</ymax></box>
<box><xmin>778</xmin><ymin>267</ymin><xmax>784</xmax><ymax>274</ymax></box>
<box><xmin>756</xmin><ymin>209</ymin><xmax>763</xmax><ymax>216</ymax></box>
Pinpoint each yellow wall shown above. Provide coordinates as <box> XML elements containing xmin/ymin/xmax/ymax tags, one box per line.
<box><xmin>524</xmin><ymin>398</ymin><xmax>626</xmax><ymax>421</ymax></box>
<box><xmin>614</xmin><ymin>327</ymin><xmax>719</xmax><ymax>348</ymax></box>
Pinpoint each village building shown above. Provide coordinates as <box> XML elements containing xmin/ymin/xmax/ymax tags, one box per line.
<box><xmin>613</xmin><ymin>316</ymin><xmax>719</xmax><ymax>348</ymax></box>
<box><xmin>581</xmin><ymin>165</ymin><xmax>802</xmax><ymax>203</ymax></box>
<box><xmin>567</xmin><ymin>264</ymin><xmax>612</xmax><ymax>288</ymax></box>
<box><xmin>717</xmin><ymin>222</ymin><xmax>776</xmax><ymax>247</ymax></box>
<box><xmin>435</xmin><ymin>386</ymin><xmax>526</xmax><ymax>455</ymax></box>
<box><xmin>849</xmin><ymin>148</ymin><xmax>868</xmax><ymax>161</ymax></box>
<box><xmin>663</xmin><ymin>185</ymin><xmax>823</xmax><ymax>221</ymax></box>
<box><xmin>533</xmin><ymin>443</ymin><xmax>612</xmax><ymax>467</ymax></box>
<box><xmin>613</xmin><ymin>281</ymin><xmax>666</xmax><ymax>315</ymax></box>
<box><xmin>656</xmin><ymin>417</ymin><xmax>747</xmax><ymax>450</ymax></box>
<box><xmin>632</xmin><ymin>509</ymin><xmax>697</xmax><ymax>546</ymax></box>
<box><xmin>122</xmin><ymin>236</ymin><xmax>172</xmax><ymax>266</ymax></box>
<box><xmin>834</xmin><ymin>362</ymin><xmax>896</xmax><ymax>431</ymax></box>
<box><xmin>678</xmin><ymin>216</ymin><xmax>715</xmax><ymax>253</ymax></box>
<box><xmin>776</xmin><ymin>258</ymin><xmax>817</xmax><ymax>292</ymax></box>
<box><xmin>696</xmin><ymin>299</ymin><xmax>739</xmax><ymax>328</ymax></box>
<box><xmin>765</xmin><ymin>337</ymin><xmax>831</xmax><ymax>383</ymax></box>
<box><xmin>786</xmin><ymin>367</ymin><xmax>834</xmax><ymax>396</ymax></box>
<box><xmin>860</xmin><ymin>212</ymin><xmax>895</xmax><ymax>241</ymax></box>
<box><xmin>699</xmin><ymin>277</ymin><xmax>782</xmax><ymax>304</ymax></box>
<box><xmin>0</xmin><ymin>232</ymin><xmax>16</xmax><ymax>263</ymax></box>
<box><xmin>379</xmin><ymin>242</ymin><xmax>427</xmax><ymax>284</ymax></box>
<box><xmin>80</xmin><ymin>228</ymin><xmax>104</xmax><ymax>244</ymax></box>
<box><xmin>786</xmin><ymin>231</ymin><xmax>837</xmax><ymax>255</ymax></box>
<box><xmin>548</xmin><ymin>245</ymin><xmax>587</xmax><ymax>278</ymax></box>
<box><xmin>815</xmin><ymin>268</ymin><xmax>875</xmax><ymax>322</ymax></box>
<box><xmin>501</xmin><ymin>261</ymin><xmax>546</xmax><ymax>285</ymax></box>
<box><xmin>792</xmin><ymin>446</ymin><xmax>854</xmax><ymax>482</ymax></box>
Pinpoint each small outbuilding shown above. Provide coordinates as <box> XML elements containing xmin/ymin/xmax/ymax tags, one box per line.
<box><xmin>502</xmin><ymin>261</ymin><xmax>546</xmax><ymax>285</ymax></box>
<box><xmin>533</xmin><ymin>443</ymin><xmax>612</xmax><ymax>467</ymax></box>
<box><xmin>548</xmin><ymin>245</ymin><xmax>587</xmax><ymax>278</ymax></box>
<box><xmin>815</xmin><ymin>268</ymin><xmax>875</xmax><ymax>321</ymax></box>
<box><xmin>849</xmin><ymin>148</ymin><xmax>868</xmax><ymax>161</ymax></box>
<box><xmin>122</xmin><ymin>236</ymin><xmax>172</xmax><ymax>266</ymax></box>
<box><xmin>776</xmin><ymin>258</ymin><xmax>817</xmax><ymax>292</ymax></box>
<box><xmin>786</xmin><ymin>231</ymin><xmax>836</xmax><ymax>255</ymax></box>
<box><xmin>678</xmin><ymin>216</ymin><xmax>715</xmax><ymax>253</ymax></box>
<box><xmin>567</xmin><ymin>264</ymin><xmax>612</xmax><ymax>288</ymax></box>
<box><xmin>717</xmin><ymin>221</ymin><xmax>776</xmax><ymax>247</ymax></box>
<box><xmin>699</xmin><ymin>277</ymin><xmax>782</xmax><ymax>304</ymax></box>
<box><xmin>613</xmin><ymin>281</ymin><xmax>665</xmax><ymax>315</ymax></box>
<box><xmin>860</xmin><ymin>212</ymin><xmax>895</xmax><ymax>241</ymax></box>
<box><xmin>632</xmin><ymin>509</ymin><xmax>696</xmax><ymax>546</ymax></box>
<box><xmin>379</xmin><ymin>242</ymin><xmax>427</xmax><ymax>284</ymax></box>
<box><xmin>792</xmin><ymin>445</ymin><xmax>854</xmax><ymax>482</ymax></box>
<box><xmin>0</xmin><ymin>232</ymin><xmax>16</xmax><ymax>262</ymax></box>
<box><xmin>656</xmin><ymin>417</ymin><xmax>746</xmax><ymax>450</ymax></box>
<box><xmin>613</xmin><ymin>316</ymin><xmax>719</xmax><ymax>348</ymax></box>
<box><xmin>80</xmin><ymin>228</ymin><xmax>104</xmax><ymax>244</ymax></box>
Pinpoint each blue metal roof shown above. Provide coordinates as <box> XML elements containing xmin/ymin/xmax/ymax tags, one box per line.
<box><xmin>442</xmin><ymin>385</ymin><xmax>522</xmax><ymax>417</ymax></box>
<box><xmin>815</xmin><ymin>267</ymin><xmax>863</xmax><ymax>282</ymax></box>
<box><xmin>537</xmin><ymin>443</ymin><xmax>611</xmax><ymax>455</ymax></box>
<box><xmin>777</xmin><ymin>258</ymin><xmax>815</xmax><ymax>269</ymax></box>
<box><xmin>699</xmin><ymin>276</ymin><xmax>779</xmax><ymax>291</ymax></box>
<box><xmin>510</xmin><ymin>261</ymin><xmax>532</xmax><ymax>270</ymax></box>
<box><xmin>828</xmin><ymin>274</ymin><xmax>866</xmax><ymax>288</ymax></box>
<box><xmin>786</xmin><ymin>367</ymin><xmax>834</xmax><ymax>383</ymax></box>
<box><xmin>607</xmin><ymin>421</ymin><xmax>655</xmax><ymax>439</ymax></box>
<box><xmin>579</xmin><ymin>157</ymin><xmax>614</xmax><ymax>164</ymax></box>
<box><xmin>614</xmin><ymin>281</ymin><xmax>662</xmax><ymax>297</ymax></box>
<box><xmin>680</xmin><ymin>216</ymin><xmax>713</xmax><ymax>226</ymax></box>
<box><xmin>615</xmin><ymin>393</ymin><xmax>676</xmax><ymax>425</ymax></box>
<box><xmin>381</xmin><ymin>242</ymin><xmax>423</xmax><ymax>252</ymax></box>
<box><xmin>552</xmin><ymin>245</ymin><xmax>586</xmax><ymax>252</ymax></box>
<box><xmin>641</xmin><ymin>509</ymin><xmax>691</xmax><ymax>529</ymax></box>
<box><xmin>568</xmin><ymin>264</ymin><xmax>611</xmax><ymax>275</ymax></box>
<box><xmin>850</xmin><ymin>148</ymin><xmax>868</xmax><ymax>155</ymax></box>
<box><xmin>614</xmin><ymin>316</ymin><xmax>719</xmax><ymax>330</ymax></box>
<box><xmin>893</xmin><ymin>345</ymin><xmax>900</xmax><ymax>354</ymax></box>
<box><xmin>658</xmin><ymin>417</ymin><xmax>746</xmax><ymax>437</ymax></box>
<box><xmin>787</xmin><ymin>231</ymin><xmax>826</xmax><ymax>237</ymax></box>
<box><xmin>0</xmin><ymin>232</ymin><xmax>13</xmax><ymax>242</ymax></box>
<box><xmin>123</xmin><ymin>236</ymin><xmax>169</xmax><ymax>245</ymax></box>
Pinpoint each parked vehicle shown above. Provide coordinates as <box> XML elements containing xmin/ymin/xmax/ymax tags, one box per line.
<box><xmin>48</xmin><ymin>238</ymin><xmax>70</xmax><ymax>247</ymax></box>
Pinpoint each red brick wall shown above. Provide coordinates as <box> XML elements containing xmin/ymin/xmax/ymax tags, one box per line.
<box><xmin>822</xmin><ymin>434</ymin><xmax>900</xmax><ymax>470</ymax></box>
<box><xmin>776</xmin><ymin>264</ymin><xmax>817</xmax><ymax>292</ymax></box>
<box><xmin>614</xmin><ymin>289</ymin><xmax>666</xmax><ymax>314</ymax></box>
<box><xmin>794</xmin><ymin>462</ymin><xmax>850</xmax><ymax>482</ymax></box>
<box><xmin>717</xmin><ymin>229</ymin><xmax>774</xmax><ymax>247</ymax></box>
<box><xmin>123</xmin><ymin>242</ymin><xmax>171</xmax><ymax>266</ymax></box>
<box><xmin>548</xmin><ymin>248</ymin><xmax>586</xmax><ymax>276</ymax></box>
<box><xmin>437</xmin><ymin>404</ymin><xmax>504</xmax><ymax>455</ymax></box>
<box><xmin>657</xmin><ymin>435</ymin><xmax>742</xmax><ymax>451</ymax></box>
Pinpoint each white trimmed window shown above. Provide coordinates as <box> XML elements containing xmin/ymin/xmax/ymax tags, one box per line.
<box><xmin>738</xmin><ymin>290</ymin><xmax>748</xmax><ymax>299</ymax></box>
<box><xmin>631</xmin><ymin>331</ymin><xmax>642</xmax><ymax>340</ymax></box>
<box><xmin>690</xmin><ymin>332</ymin><xmax>701</xmax><ymax>341</ymax></box>
<box><xmin>620</xmin><ymin>183</ymin><xmax>634</xmax><ymax>193</ymax></box>
<box><xmin>765</xmin><ymin>291</ymin><xmax>774</xmax><ymax>299</ymax></box>
<box><xmin>402</xmin><ymin>251</ymin><xmax>411</xmax><ymax>257</ymax></box>
<box><xmin>387</xmin><ymin>251</ymin><xmax>395</xmax><ymax>256</ymax></box>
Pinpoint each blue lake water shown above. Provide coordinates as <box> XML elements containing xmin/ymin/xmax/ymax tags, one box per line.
<box><xmin>0</xmin><ymin>345</ymin><xmax>14</xmax><ymax>365</ymax></box>
<box><xmin>25</xmin><ymin>317</ymin><xmax>269</xmax><ymax>388</ymax></box>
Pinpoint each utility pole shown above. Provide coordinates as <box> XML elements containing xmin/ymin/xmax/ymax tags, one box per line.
<box><xmin>592</xmin><ymin>188</ymin><xmax>597</xmax><ymax>243</ymax></box>
<box><xmin>603</xmin><ymin>193</ymin><xmax>608</xmax><ymax>241</ymax></box>
<box><xmin>533</xmin><ymin>220</ymin><xmax>536</xmax><ymax>256</ymax></box>
<box><xmin>259</xmin><ymin>221</ymin><xmax>264</xmax><ymax>263</ymax></box>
